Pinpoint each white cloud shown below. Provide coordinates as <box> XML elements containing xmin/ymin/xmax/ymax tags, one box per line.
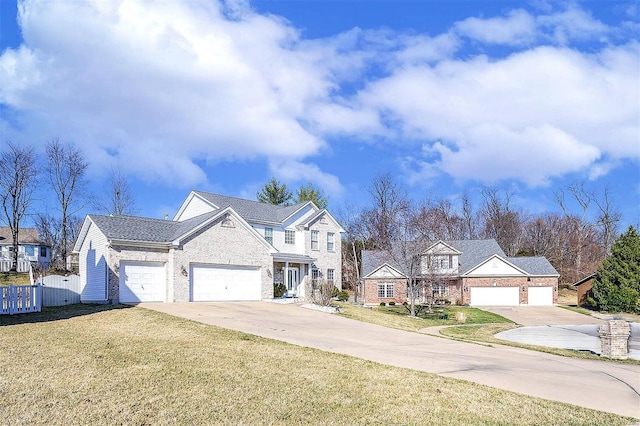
<box><xmin>269</xmin><ymin>159</ymin><xmax>344</xmax><ymax>197</ymax></box>
<box><xmin>0</xmin><ymin>0</ymin><xmax>338</xmax><ymax>187</ymax></box>
<box><xmin>455</xmin><ymin>10</ymin><xmax>536</xmax><ymax>45</ymax></box>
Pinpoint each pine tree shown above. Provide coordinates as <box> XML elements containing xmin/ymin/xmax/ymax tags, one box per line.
<box><xmin>256</xmin><ymin>178</ymin><xmax>292</xmax><ymax>205</ymax></box>
<box><xmin>294</xmin><ymin>182</ymin><xmax>328</xmax><ymax>209</ymax></box>
<box><xmin>591</xmin><ymin>225</ymin><xmax>640</xmax><ymax>313</ymax></box>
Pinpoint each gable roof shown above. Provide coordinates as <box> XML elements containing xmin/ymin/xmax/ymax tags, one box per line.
<box><xmin>362</xmin><ymin>239</ymin><xmax>558</xmax><ymax>277</ymax></box>
<box><xmin>191</xmin><ymin>191</ymin><xmax>312</xmax><ymax>225</ymax></box>
<box><xmin>573</xmin><ymin>273</ymin><xmax>597</xmax><ymax>287</ymax></box>
<box><xmin>0</xmin><ymin>227</ymin><xmax>48</xmax><ymax>246</ymax></box>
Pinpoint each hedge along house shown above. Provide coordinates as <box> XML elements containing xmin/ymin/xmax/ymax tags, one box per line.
<box><xmin>362</xmin><ymin>239</ymin><xmax>559</xmax><ymax>306</ymax></box>
<box><xmin>73</xmin><ymin>191</ymin><xmax>344</xmax><ymax>304</ymax></box>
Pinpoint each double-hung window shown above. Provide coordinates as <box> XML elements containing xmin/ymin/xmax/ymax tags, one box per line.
<box><xmin>264</xmin><ymin>227</ymin><xmax>273</xmax><ymax>245</ymax></box>
<box><xmin>327</xmin><ymin>269</ymin><xmax>334</xmax><ymax>285</ymax></box>
<box><xmin>377</xmin><ymin>283</ymin><xmax>394</xmax><ymax>298</ymax></box>
<box><xmin>311</xmin><ymin>230</ymin><xmax>319</xmax><ymax>250</ymax></box>
<box><xmin>285</xmin><ymin>230</ymin><xmax>295</xmax><ymax>245</ymax></box>
<box><xmin>312</xmin><ymin>268</ymin><xmax>321</xmax><ymax>287</ymax></box>
<box><xmin>327</xmin><ymin>232</ymin><xmax>335</xmax><ymax>251</ymax></box>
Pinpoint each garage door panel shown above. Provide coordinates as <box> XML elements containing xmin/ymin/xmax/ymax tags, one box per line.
<box><xmin>120</xmin><ymin>262</ymin><xmax>165</xmax><ymax>303</ymax></box>
<box><xmin>470</xmin><ymin>287</ymin><xmax>519</xmax><ymax>306</ymax></box>
<box><xmin>191</xmin><ymin>265</ymin><xmax>261</xmax><ymax>301</ymax></box>
<box><xmin>528</xmin><ymin>287</ymin><xmax>553</xmax><ymax>306</ymax></box>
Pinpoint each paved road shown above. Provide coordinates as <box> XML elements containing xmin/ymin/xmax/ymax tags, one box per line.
<box><xmin>137</xmin><ymin>302</ymin><xmax>640</xmax><ymax>419</ymax></box>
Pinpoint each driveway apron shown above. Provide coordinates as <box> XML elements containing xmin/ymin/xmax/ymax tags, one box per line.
<box><xmin>136</xmin><ymin>302</ymin><xmax>640</xmax><ymax>419</ymax></box>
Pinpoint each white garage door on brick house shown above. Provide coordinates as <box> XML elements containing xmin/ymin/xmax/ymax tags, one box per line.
<box><xmin>190</xmin><ymin>264</ymin><xmax>261</xmax><ymax>301</ymax></box>
<box><xmin>470</xmin><ymin>286</ymin><xmax>520</xmax><ymax>306</ymax></box>
<box><xmin>119</xmin><ymin>262</ymin><xmax>166</xmax><ymax>303</ymax></box>
<box><xmin>528</xmin><ymin>286</ymin><xmax>554</xmax><ymax>305</ymax></box>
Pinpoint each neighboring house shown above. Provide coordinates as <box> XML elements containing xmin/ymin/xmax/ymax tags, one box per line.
<box><xmin>0</xmin><ymin>227</ymin><xmax>51</xmax><ymax>272</ymax></box>
<box><xmin>73</xmin><ymin>190</ymin><xmax>344</xmax><ymax>303</ymax></box>
<box><xmin>573</xmin><ymin>273</ymin><xmax>596</xmax><ymax>307</ymax></box>
<box><xmin>362</xmin><ymin>239</ymin><xmax>559</xmax><ymax>306</ymax></box>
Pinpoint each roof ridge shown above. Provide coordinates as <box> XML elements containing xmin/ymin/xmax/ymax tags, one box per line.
<box><xmin>195</xmin><ymin>190</ymin><xmax>307</xmax><ymax>210</ymax></box>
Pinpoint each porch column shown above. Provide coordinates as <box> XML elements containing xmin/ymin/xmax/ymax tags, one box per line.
<box><xmin>284</xmin><ymin>261</ymin><xmax>289</xmax><ymax>293</ymax></box>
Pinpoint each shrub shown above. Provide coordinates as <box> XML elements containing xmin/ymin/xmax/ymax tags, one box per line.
<box><xmin>388</xmin><ymin>301</ymin><xmax>396</xmax><ymax>306</ymax></box>
<box><xmin>332</xmin><ymin>286</ymin><xmax>340</xmax><ymax>298</ymax></box>
<box><xmin>337</xmin><ymin>290</ymin><xmax>349</xmax><ymax>302</ymax></box>
<box><xmin>379</xmin><ymin>302</ymin><xmax>386</xmax><ymax>306</ymax></box>
<box><xmin>273</xmin><ymin>283</ymin><xmax>286</xmax><ymax>298</ymax></box>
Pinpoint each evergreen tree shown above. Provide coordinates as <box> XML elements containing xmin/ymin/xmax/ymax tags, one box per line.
<box><xmin>256</xmin><ymin>178</ymin><xmax>292</xmax><ymax>205</ymax></box>
<box><xmin>591</xmin><ymin>226</ymin><xmax>640</xmax><ymax>313</ymax></box>
<box><xmin>294</xmin><ymin>182</ymin><xmax>328</xmax><ymax>209</ymax></box>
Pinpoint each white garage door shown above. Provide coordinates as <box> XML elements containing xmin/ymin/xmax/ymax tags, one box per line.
<box><xmin>119</xmin><ymin>262</ymin><xmax>165</xmax><ymax>302</ymax></box>
<box><xmin>191</xmin><ymin>265</ymin><xmax>261</xmax><ymax>301</ymax></box>
<box><xmin>470</xmin><ymin>287</ymin><xmax>520</xmax><ymax>306</ymax></box>
<box><xmin>528</xmin><ymin>287</ymin><xmax>554</xmax><ymax>306</ymax></box>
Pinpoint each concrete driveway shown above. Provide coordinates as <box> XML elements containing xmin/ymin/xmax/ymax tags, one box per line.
<box><xmin>481</xmin><ymin>305</ymin><xmax>605</xmax><ymax>326</ymax></box>
<box><xmin>137</xmin><ymin>301</ymin><xmax>640</xmax><ymax>419</ymax></box>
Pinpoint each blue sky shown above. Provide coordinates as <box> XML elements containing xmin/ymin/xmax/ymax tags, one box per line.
<box><xmin>0</xmin><ymin>0</ymin><xmax>638</xmax><ymax>228</ymax></box>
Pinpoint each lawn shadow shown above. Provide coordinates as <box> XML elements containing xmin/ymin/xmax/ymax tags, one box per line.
<box><xmin>0</xmin><ymin>303</ymin><xmax>133</xmax><ymax>326</ymax></box>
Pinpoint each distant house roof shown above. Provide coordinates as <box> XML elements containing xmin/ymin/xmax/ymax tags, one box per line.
<box><xmin>362</xmin><ymin>239</ymin><xmax>559</xmax><ymax>277</ymax></box>
<box><xmin>0</xmin><ymin>227</ymin><xmax>48</xmax><ymax>246</ymax></box>
<box><xmin>573</xmin><ymin>273</ymin><xmax>597</xmax><ymax>287</ymax></box>
<box><xmin>192</xmin><ymin>191</ymin><xmax>311</xmax><ymax>225</ymax></box>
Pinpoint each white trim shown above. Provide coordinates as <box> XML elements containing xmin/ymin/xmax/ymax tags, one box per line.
<box><xmin>172</xmin><ymin>191</ymin><xmax>218</xmax><ymax>221</ymax></box>
<box><xmin>363</xmin><ymin>262</ymin><xmax>407</xmax><ymax>279</ymax></box>
<box><xmin>462</xmin><ymin>254</ymin><xmax>529</xmax><ymax>277</ymax></box>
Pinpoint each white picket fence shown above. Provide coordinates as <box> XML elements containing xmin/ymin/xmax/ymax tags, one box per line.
<box><xmin>38</xmin><ymin>275</ymin><xmax>80</xmax><ymax>307</ymax></box>
<box><xmin>0</xmin><ymin>260</ymin><xmax>31</xmax><ymax>272</ymax></box>
<box><xmin>0</xmin><ymin>284</ymin><xmax>42</xmax><ymax>315</ymax></box>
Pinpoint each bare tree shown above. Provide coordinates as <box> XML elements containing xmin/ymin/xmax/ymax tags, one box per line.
<box><xmin>362</xmin><ymin>173</ymin><xmax>409</xmax><ymax>250</ymax></box>
<box><xmin>479</xmin><ymin>187</ymin><xmax>524</xmax><ymax>256</ymax></box>
<box><xmin>35</xmin><ymin>213</ymin><xmax>84</xmax><ymax>270</ymax></box>
<box><xmin>99</xmin><ymin>165</ymin><xmax>137</xmax><ymax>215</ymax></box>
<box><xmin>460</xmin><ymin>192</ymin><xmax>479</xmax><ymax>240</ymax></box>
<box><xmin>336</xmin><ymin>202</ymin><xmax>371</xmax><ymax>303</ymax></box>
<box><xmin>0</xmin><ymin>142</ymin><xmax>38</xmax><ymax>271</ymax></box>
<box><xmin>593</xmin><ymin>186</ymin><xmax>621</xmax><ymax>255</ymax></box>
<box><xmin>44</xmin><ymin>139</ymin><xmax>89</xmax><ymax>271</ymax></box>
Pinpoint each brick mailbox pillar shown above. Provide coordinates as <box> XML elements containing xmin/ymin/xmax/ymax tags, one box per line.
<box><xmin>599</xmin><ymin>320</ymin><xmax>630</xmax><ymax>360</ymax></box>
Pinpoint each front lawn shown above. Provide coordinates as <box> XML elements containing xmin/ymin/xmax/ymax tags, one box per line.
<box><xmin>0</xmin><ymin>304</ymin><xmax>632</xmax><ymax>425</ymax></box>
<box><xmin>337</xmin><ymin>302</ymin><xmax>512</xmax><ymax>332</ymax></box>
<box><xmin>0</xmin><ymin>271</ymin><xmax>31</xmax><ymax>285</ymax></box>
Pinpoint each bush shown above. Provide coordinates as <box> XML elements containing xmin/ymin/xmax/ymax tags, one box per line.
<box><xmin>388</xmin><ymin>301</ymin><xmax>396</xmax><ymax>306</ymax></box>
<box><xmin>337</xmin><ymin>290</ymin><xmax>349</xmax><ymax>302</ymax></box>
<box><xmin>273</xmin><ymin>283</ymin><xmax>286</xmax><ymax>298</ymax></box>
<box><xmin>332</xmin><ymin>286</ymin><xmax>340</xmax><ymax>298</ymax></box>
<box><xmin>379</xmin><ymin>302</ymin><xmax>386</xmax><ymax>306</ymax></box>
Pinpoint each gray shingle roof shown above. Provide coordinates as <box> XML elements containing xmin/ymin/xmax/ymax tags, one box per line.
<box><xmin>194</xmin><ymin>191</ymin><xmax>309</xmax><ymax>224</ymax></box>
<box><xmin>88</xmin><ymin>211</ymin><xmax>217</xmax><ymax>244</ymax></box>
<box><xmin>0</xmin><ymin>227</ymin><xmax>47</xmax><ymax>245</ymax></box>
<box><xmin>507</xmin><ymin>256</ymin><xmax>559</xmax><ymax>276</ymax></box>
<box><xmin>362</xmin><ymin>239</ymin><xmax>557</xmax><ymax>277</ymax></box>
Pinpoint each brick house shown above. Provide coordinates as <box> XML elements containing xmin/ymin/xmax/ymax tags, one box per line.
<box><xmin>73</xmin><ymin>190</ymin><xmax>343</xmax><ymax>303</ymax></box>
<box><xmin>362</xmin><ymin>239</ymin><xmax>559</xmax><ymax>306</ymax></box>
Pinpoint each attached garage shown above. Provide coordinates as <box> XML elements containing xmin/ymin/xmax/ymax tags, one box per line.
<box><xmin>528</xmin><ymin>286</ymin><xmax>554</xmax><ymax>306</ymax></box>
<box><xmin>470</xmin><ymin>286</ymin><xmax>520</xmax><ymax>306</ymax></box>
<box><xmin>119</xmin><ymin>262</ymin><xmax>166</xmax><ymax>302</ymax></box>
<box><xmin>191</xmin><ymin>264</ymin><xmax>261</xmax><ymax>301</ymax></box>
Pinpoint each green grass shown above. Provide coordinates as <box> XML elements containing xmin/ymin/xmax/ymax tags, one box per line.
<box><xmin>336</xmin><ymin>302</ymin><xmax>512</xmax><ymax>332</ymax></box>
<box><xmin>0</xmin><ymin>271</ymin><xmax>31</xmax><ymax>285</ymax></box>
<box><xmin>0</xmin><ymin>304</ymin><xmax>632</xmax><ymax>425</ymax></box>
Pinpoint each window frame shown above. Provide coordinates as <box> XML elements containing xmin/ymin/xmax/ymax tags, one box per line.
<box><xmin>327</xmin><ymin>268</ymin><xmax>334</xmax><ymax>285</ymax></box>
<box><xmin>40</xmin><ymin>246</ymin><xmax>47</xmax><ymax>257</ymax></box>
<box><xmin>377</xmin><ymin>282</ymin><xmax>394</xmax><ymax>298</ymax></box>
<box><xmin>264</xmin><ymin>227</ymin><xmax>273</xmax><ymax>245</ymax></box>
<box><xmin>327</xmin><ymin>232</ymin><xmax>335</xmax><ymax>251</ymax></box>
<box><xmin>311</xmin><ymin>230</ymin><xmax>319</xmax><ymax>250</ymax></box>
<box><xmin>285</xmin><ymin>230</ymin><xmax>295</xmax><ymax>245</ymax></box>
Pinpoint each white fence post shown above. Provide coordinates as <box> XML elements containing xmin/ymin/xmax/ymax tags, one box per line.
<box><xmin>0</xmin><ymin>284</ymin><xmax>42</xmax><ymax>315</ymax></box>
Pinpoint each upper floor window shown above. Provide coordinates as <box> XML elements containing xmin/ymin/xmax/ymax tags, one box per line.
<box><xmin>264</xmin><ymin>227</ymin><xmax>273</xmax><ymax>245</ymax></box>
<box><xmin>40</xmin><ymin>247</ymin><xmax>47</xmax><ymax>257</ymax></box>
<box><xmin>311</xmin><ymin>230</ymin><xmax>319</xmax><ymax>250</ymax></box>
<box><xmin>430</xmin><ymin>255</ymin><xmax>452</xmax><ymax>270</ymax></box>
<box><xmin>285</xmin><ymin>230</ymin><xmax>295</xmax><ymax>245</ymax></box>
<box><xmin>327</xmin><ymin>232</ymin><xmax>335</xmax><ymax>251</ymax></box>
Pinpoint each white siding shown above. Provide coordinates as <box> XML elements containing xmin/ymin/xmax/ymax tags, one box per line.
<box><xmin>79</xmin><ymin>222</ymin><xmax>109</xmax><ymax>302</ymax></box>
<box><xmin>470</xmin><ymin>258</ymin><xmax>525</xmax><ymax>276</ymax></box>
<box><xmin>176</xmin><ymin>196</ymin><xmax>215</xmax><ymax>221</ymax></box>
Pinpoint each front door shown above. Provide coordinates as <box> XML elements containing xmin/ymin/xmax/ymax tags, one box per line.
<box><xmin>287</xmin><ymin>268</ymin><xmax>299</xmax><ymax>296</ymax></box>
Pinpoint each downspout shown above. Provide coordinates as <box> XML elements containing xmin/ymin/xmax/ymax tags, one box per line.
<box><xmin>105</xmin><ymin>241</ymin><xmax>111</xmax><ymax>303</ymax></box>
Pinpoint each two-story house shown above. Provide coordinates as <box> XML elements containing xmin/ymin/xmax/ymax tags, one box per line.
<box><xmin>362</xmin><ymin>239</ymin><xmax>559</xmax><ymax>306</ymax></box>
<box><xmin>0</xmin><ymin>227</ymin><xmax>51</xmax><ymax>272</ymax></box>
<box><xmin>73</xmin><ymin>190</ymin><xmax>343</xmax><ymax>304</ymax></box>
